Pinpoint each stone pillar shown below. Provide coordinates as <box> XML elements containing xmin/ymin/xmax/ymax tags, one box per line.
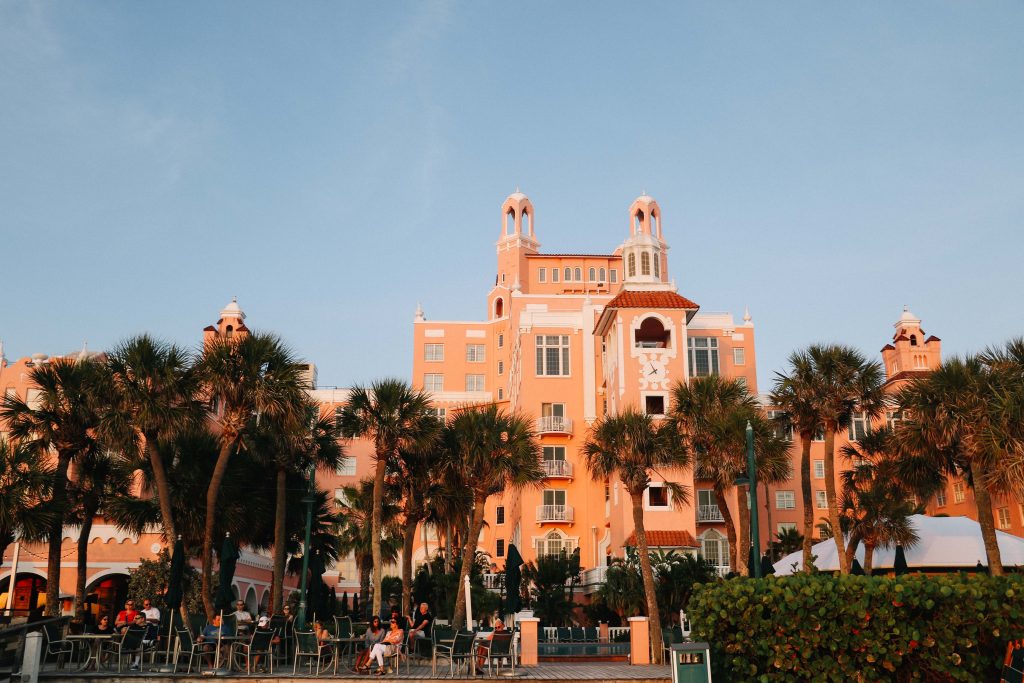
<box><xmin>519</xmin><ymin>617</ymin><xmax>540</xmax><ymax>666</ymax></box>
<box><xmin>628</xmin><ymin>616</ymin><xmax>650</xmax><ymax>665</ymax></box>
<box><xmin>599</xmin><ymin>621</ymin><xmax>610</xmax><ymax>642</ymax></box>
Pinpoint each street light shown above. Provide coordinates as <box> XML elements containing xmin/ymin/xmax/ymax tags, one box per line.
<box><xmin>296</xmin><ymin>463</ymin><xmax>316</xmax><ymax>630</ymax></box>
<box><xmin>735</xmin><ymin>420</ymin><xmax>762</xmax><ymax>578</ymax></box>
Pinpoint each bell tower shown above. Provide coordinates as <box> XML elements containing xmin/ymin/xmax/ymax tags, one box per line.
<box><xmin>203</xmin><ymin>297</ymin><xmax>249</xmax><ymax>343</ymax></box>
<box><xmin>493</xmin><ymin>189</ymin><xmax>539</xmax><ymax>316</ymax></box>
<box><xmin>881</xmin><ymin>306</ymin><xmax>942</xmax><ymax>380</ymax></box>
<box><xmin>621</xmin><ymin>194</ymin><xmax>670</xmax><ymax>290</ymax></box>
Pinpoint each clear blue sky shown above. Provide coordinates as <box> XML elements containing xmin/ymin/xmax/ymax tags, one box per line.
<box><xmin>1</xmin><ymin>1</ymin><xmax>1022</xmax><ymax>390</ymax></box>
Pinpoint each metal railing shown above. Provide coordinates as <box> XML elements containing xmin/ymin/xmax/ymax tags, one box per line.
<box><xmin>697</xmin><ymin>504</ymin><xmax>724</xmax><ymax>522</ymax></box>
<box><xmin>537</xmin><ymin>415</ymin><xmax>573</xmax><ymax>434</ymax></box>
<box><xmin>581</xmin><ymin>565</ymin><xmax>608</xmax><ymax>590</ymax></box>
<box><xmin>536</xmin><ymin>504</ymin><xmax>574</xmax><ymax>523</ymax></box>
<box><xmin>541</xmin><ymin>459</ymin><xmax>573</xmax><ymax>478</ymax></box>
<box><xmin>481</xmin><ymin>573</ymin><xmax>503</xmax><ymax>591</ymax></box>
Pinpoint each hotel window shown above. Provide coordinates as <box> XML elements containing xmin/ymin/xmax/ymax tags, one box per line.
<box><xmin>496</xmin><ymin>539</ymin><xmax>505</xmax><ymax>558</ymax></box>
<box><xmin>644</xmin><ymin>395</ymin><xmax>666</xmax><ymax>416</ymax></box>
<box><xmin>536</xmin><ymin>335</ymin><xmax>570</xmax><ymax>376</ymax></box>
<box><xmin>887</xmin><ymin>410</ymin><xmax>903</xmax><ymax>430</ymax></box>
<box><xmin>538</xmin><ymin>268</ymin><xmax>546</xmax><ymax>283</ymax></box>
<box><xmin>427</xmin><ymin>407</ymin><xmax>447</xmax><ymax>421</ymax></box>
<box><xmin>543</xmin><ymin>445</ymin><xmax>566</xmax><ymax>464</ymax></box>
<box><xmin>953</xmin><ymin>481</ymin><xmax>965</xmax><ymax>503</ymax></box>
<box><xmin>496</xmin><ymin>506</ymin><xmax>505</xmax><ymax>525</ymax></box>
<box><xmin>935</xmin><ymin>489</ymin><xmax>947</xmax><ymax>507</ymax></box>
<box><xmin>766</xmin><ymin>410</ymin><xmax>794</xmax><ymax>440</ymax></box>
<box><xmin>466</xmin><ymin>374</ymin><xmax>485</xmax><ymax>392</ymax></box>
<box><xmin>551</xmin><ymin>268</ymin><xmax>559</xmax><ymax>283</ymax></box>
<box><xmin>640</xmin><ymin>252</ymin><xmax>651</xmax><ymax>276</ymax></box>
<box><xmin>599</xmin><ymin>267</ymin><xmax>606</xmax><ymax>282</ymax></box>
<box><xmin>654</xmin><ymin>252</ymin><xmax>660</xmax><ymax>277</ymax></box>
<box><xmin>334</xmin><ymin>488</ymin><xmax>351</xmax><ymax>508</ymax></box>
<box><xmin>543</xmin><ymin>489</ymin><xmax>567</xmax><ymax>508</ymax></box>
<box><xmin>423</xmin><ymin>374</ymin><xmax>444</xmax><ymax>392</ymax></box>
<box><xmin>646</xmin><ymin>484</ymin><xmax>670</xmax><ymax>509</ymax></box>
<box><xmin>733</xmin><ymin>348</ymin><xmax>745</xmax><ymax>365</ymax></box>
<box><xmin>815</xmin><ymin>490</ymin><xmax>827</xmax><ymax>509</ymax></box>
<box><xmin>537</xmin><ymin>530</ymin><xmax>572</xmax><ymax>558</ymax></box>
<box><xmin>588</xmin><ymin>267</ymin><xmax>596</xmax><ymax>281</ymax></box>
<box><xmin>778</xmin><ymin>522</ymin><xmax>797</xmax><ymax>533</ymax></box>
<box><xmin>498</xmin><ymin>388</ymin><xmax>504</xmax><ymax>400</ymax></box>
<box><xmin>776</xmin><ymin>490</ymin><xmax>796</xmax><ymax>510</ymax></box>
<box><xmin>498</xmin><ymin>334</ymin><xmax>504</xmax><ymax>348</ymax></box>
<box><xmin>687</xmin><ymin>337</ymin><xmax>719</xmax><ymax>377</ymax></box>
<box><xmin>335</xmin><ymin>457</ymin><xmax>356</xmax><ymax>476</ymax></box>
<box><xmin>564</xmin><ymin>267</ymin><xmax>572</xmax><ymax>281</ymax></box>
<box><xmin>574</xmin><ymin>267</ymin><xmax>582</xmax><ymax>281</ymax></box>
<box><xmin>610</xmin><ymin>269</ymin><xmax>618</xmax><ymax>283</ymax></box>
<box><xmin>628</xmin><ymin>253</ymin><xmax>636</xmax><ymax>277</ymax></box>
<box><xmin>818</xmin><ymin>526</ymin><xmax>830</xmax><ymax>540</ymax></box>
<box><xmin>848</xmin><ymin>412</ymin><xmax>871</xmax><ymax>441</ymax></box>
<box><xmin>813</xmin><ymin>427</ymin><xmax>825</xmax><ymax>442</ymax></box>
<box><xmin>466</xmin><ymin>344</ymin><xmax>486</xmax><ymax>362</ymax></box>
<box><xmin>424</xmin><ymin>343</ymin><xmax>444</xmax><ymax>361</ymax></box>
<box><xmin>498</xmin><ymin>361</ymin><xmax>504</xmax><ymax>375</ymax></box>
<box><xmin>700</xmin><ymin>530</ymin><xmax>728</xmax><ymax>571</ymax></box>
<box><xmin>998</xmin><ymin>507</ymin><xmax>1012</xmax><ymax>530</ymax></box>
<box><xmin>813</xmin><ymin>460</ymin><xmax>824</xmax><ymax>479</ymax></box>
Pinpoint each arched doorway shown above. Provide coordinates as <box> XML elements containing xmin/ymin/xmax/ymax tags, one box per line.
<box><xmin>0</xmin><ymin>573</ymin><xmax>46</xmax><ymax>618</ymax></box>
<box><xmin>84</xmin><ymin>573</ymin><xmax>130</xmax><ymax>627</ymax></box>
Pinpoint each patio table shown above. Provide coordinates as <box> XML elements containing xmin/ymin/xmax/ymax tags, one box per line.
<box><xmin>67</xmin><ymin>634</ymin><xmax>112</xmax><ymax>672</ymax></box>
<box><xmin>330</xmin><ymin>636</ymin><xmax>364</xmax><ymax>673</ymax></box>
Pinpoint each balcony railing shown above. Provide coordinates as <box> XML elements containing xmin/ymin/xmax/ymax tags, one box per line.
<box><xmin>541</xmin><ymin>459</ymin><xmax>573</xmax><ymax>478</ymax></box>
<box><xmin>581</xmin><ymin>565</ymin><xmax>608</xmax><ymax>592</ymax></box>
<box><xmin>697</xmin><ymin>504</ymin><xmax>725</xmax><ymax>523</ymax></box>
<box><xmin>537</xmin><ymin>415</ymin><xmax>573</xmax><ymax>435</ymax></box>
<box><xmin>536</xmin><ymin>504</ymin><xmax>574</xmax><ymax>523</ymax></box>
<box><xmin>481</xmin><ymin>573</ymin><xmax>503</xmax><ymax>591</ymax></box>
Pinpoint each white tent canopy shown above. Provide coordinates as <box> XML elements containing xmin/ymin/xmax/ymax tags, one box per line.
<box><xmin>774</xmin><ymin>515</ymin><xmax>1024</xmax><ymax>575</ymax></box>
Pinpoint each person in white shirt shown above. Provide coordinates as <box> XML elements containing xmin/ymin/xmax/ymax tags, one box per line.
<box><xmin>141</xmin><ymin>599</ymin><xmax>161</xmax><ymax>625</ymax></box>
<box><xmin>232</xmin><ymin>601</ymin><xmax>253</xmax><ymax>633</ymax></box>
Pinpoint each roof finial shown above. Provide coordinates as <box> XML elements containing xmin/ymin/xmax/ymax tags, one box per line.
<box><xmin>414</xmin><ymin>302</ymin><xmax>425</xmax><ymax>322</ymax></box>
<box><xmin>743</xmin><ymin>306</ymin><xmax>752</xmax><ymax>324</ymax></box>
<box><xmin>903</xmin><ymin>304</ymin><xmax>908</xmax><ymax>312</ymax></box>
<box><xmin>515</xmin><ymin>185</ymin><xmax>520</xmax><ymax>193</ymax></box>
<box><xmin>0</xmin><ymin>339</ymin><xmax>5</xmax><ymax>365</ymax></box>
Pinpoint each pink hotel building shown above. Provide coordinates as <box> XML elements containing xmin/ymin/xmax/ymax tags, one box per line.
<box><xmin>3</xmin><ymin>190</ymin><xmax>1020</xmax><ymax>617</ymax></box>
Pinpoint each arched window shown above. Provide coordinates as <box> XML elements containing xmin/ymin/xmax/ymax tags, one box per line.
<box><xmin>700</xmin><ymin>530</ymin><xmax>729</xmax><ymax>571</ymax></box>
<box><xmin>564</xmin><ymin>267</ymin><xmax>572</xmax><ymax>281</ymax></box>
<box><xmin>588</xmin><ymin>267</ymin><xmax>596</xmax><ymax>282</ymax></box>
<box><xmin>225</xmin><ymin>325</ymin><xmax>234</xmax><ymax>339</ymax></box>
<box><xmin>651</xmin><ymin>213</ymin><xmax>659</xmax><ymax>235</ymax></box>
<box><xmin>574</xmin><ymin>267</ymin><xmax>582</xmax><ymax>281</ymax></box>
<box><xmin>599</xmin><ymin>267</ymin><xmax>606</xmax><ymax>282</ymax></box>
<box><xmin>521</xmin><ymin>209</ymin><xmax>530</xmax><ymax>235</ymax></box>
<box><xmin>494</xmin><ymin>298</ymin><xmax>504</xmax><ymax>318</ymax></box>
<box><xmin>910</xmin><ymin>334</ymin><xmax>918</xmax><ymax>346</ymax></box>
<box><xmin>641</xmin><ymin>251</ymin><xmax>651</xmax><ymax>276</ymax></box>
<box><xmin>634</xmin><ymin>210</ymin><xmax>643</xmax><ymax>234</ymax></box>
<box><xmin>628</xmin><ymin>253</ymin><xmax>636</xmax><ymax>277</ymax></box>
<box><xmin>653</xmin><ymin>250</ymin><xmax>660</xmax><ymax>278</ymax></box>
<box><xmin>540</xmin><ymin>530</ymin><xmax>565</xmax><ymax>558</ymax></box>
<box><xmin>505</xmin><ymin>209</ymin><xmax>515</xmax><ymax>236</ymax></box>
<box><xmin>635</xmin><ymin>317</ymin><xmax>670</xmax><ymax>348</ymax></box>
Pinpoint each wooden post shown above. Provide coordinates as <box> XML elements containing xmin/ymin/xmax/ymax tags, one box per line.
<box><xmin>599</xmin><ymin>621</ymin><xmax>610</xmax><ymax>642</ymax></box>
<box><xmin>628</xmin><ymin>616</ymin><xmax>650</xmax><ymax>665</ymax></box>
<box><xmin>519</xmin><ymin>617</ymin><xmax>539</xmax><ymax>666</ymax></box>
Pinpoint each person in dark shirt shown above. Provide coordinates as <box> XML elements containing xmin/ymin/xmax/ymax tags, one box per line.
<box><xmin>408</xmin><ymin>602</ymin><xmax>433</xmax><ymax>641</ymax></box>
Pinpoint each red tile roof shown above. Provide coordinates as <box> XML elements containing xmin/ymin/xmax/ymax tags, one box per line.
<box><xmin>605</xmin><ymin>290</ymin><xmax>700</xmax><ymax>310</ymax></box>
<box><xmin>925</xmin><ymin>335</ymin><xmax>941</xmax><ymax>343</ymax></box>
<box><xmin>624</xmin><ymin>530</ymin><xmax>700</xmax><ymax>548</ymax></box>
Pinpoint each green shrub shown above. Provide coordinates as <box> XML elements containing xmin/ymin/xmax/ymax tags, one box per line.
<box><xmin>689</xmin><ymin>573</ymin><xmax>1024</xmax><ymax>682</ymax></box>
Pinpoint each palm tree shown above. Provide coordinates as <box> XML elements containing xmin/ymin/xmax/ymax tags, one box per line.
<box><xmin>335</xmin><ymin>479</ymin><xmax>403</xmax><ymax>617</ymax></box>
<box><xmin>443</xmin><ymin>404</ymin><xmax>543</xmax><ymax>629</ymax></box>
<box><xmin>978</xmin><ymin>338</ymin><xmax>1024</xmax><ymax>493</ymax></box>
<box><xmin>671</xmin><ymin>376</ymin><xmax>790</xmax><ymax>575</ymax></box>
<box><xmin>196</xmin><ymin>332</ymin><xmax>309</xmax><ymax>617</ymax></box>
<box><xmin>770</xmin><ymin>353</ymin><xmax>824</xmax><ymax>571</ymax></box>
<box><xmin>0</xmin><ymin>438</ymin><xmax>53</xmax><ymax>561</ymax></box>
<box><xmin>1</xmin><ymin>357</ymin><xmax>108</xmax><ymax>615</ymax></box>
<box><xmin>839</xmin><ymin>428</ymin><xmax>929</xmax><ymax>572</ymax></box>
<box><xmin>336</xmin><ymin>379</ymin><xmax>437</xmax><ymax>618</ymax></box>
<box><xmin>894</xmin><ymin>355</ymin><xmax>1015</xmax><ymax>575</ymax></box>
<box><xmin>394</xmin><ymin>442</ymin><xmax>445</xmax><ymax>615</ymax></box>
<box><xmin>768</xmin><ymin>526</ymin><xmax>803</xmax><ymax>562</ymax></box>
<box><xmin>581</xmin><ymin>408</ymin><xmax>688</xmax><ymax>665</ymax></box>
<box><xmin>804</xmin><ymin>344</ymin><xmax>886</xmax><ymax>575</ymax></box>
<box><xmin>104</xmin><ymin>335</ymin><xmax>200</xmax><ymax>544</ymax></box>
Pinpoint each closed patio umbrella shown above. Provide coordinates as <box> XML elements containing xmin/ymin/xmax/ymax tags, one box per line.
<box><xmin>215</xmin><ymin>533</ymin><xmax>239</xmax><ymax>613</ymax></box>
<box><xmin>504</xmin><ymin>544</ymin><xmax>523</xmax><ymax>618</ymax></box>
<box><xmin>893</xmin><ymin>545</ymin><xmax>909</xmax><ymax>576</ymax></box>
<box><xmin>851</xmin><ymin>558</ymin><xmax>865</xmax><ymax>575</ymax></box>
<box><xmin>162</xmin><ymin>537</ymin><xmax>186</xmax><ymax>668</ymax></box>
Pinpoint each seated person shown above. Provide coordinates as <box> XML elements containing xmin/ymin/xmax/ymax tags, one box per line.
<box><xmin>388</xmin><ymin>605</ymin><xmax>408</xmax><ymax>631</ymax></box>
<box><xmin>130</xmin><ymin>614</ymin><xmax>156</xmax><ymax>670</ymax></box>
<box><xmin>253</xmin><ymin>616</ymin><xmax>278</xmax><ymax>672</ymax></box>
<box><xmin>90</xmin><ymin>615</ymin><xmax>114</xmax><ymax>634</ymax></box>
<box><xmin>232</xmin><ymin>601</ymin><xmax>253</xmax><ymax>634</ymax></box>
<box><xmin>369</xmin><ymin>618</ymin><xmax>405</xmax><ymax>675</ymax></box>
<box><xmin>140</xmin><ymin>599</ymin><xmax>161</xmax><ymax>626</ymax></box>
<box><xmin>408</xmin><ymin>602</ymin><xmax>434</xmax><ymax>656</ymax></box>
<box><xmin>476</xmin><ymin>619</ymin><xmax>507</xmax><ymax>670</ymax></box>
<box><xmin>356</xmin><ymin>616</ymin><xmax>385</xmax><ymax>672</ymax></box>
<box><xmin>114</xmin><ymin>599</ymin><xmax>139</xmax><ymax>632</ymax></box>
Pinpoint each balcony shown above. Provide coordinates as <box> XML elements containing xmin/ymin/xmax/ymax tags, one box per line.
<box><xmin>541</xmin><ymin>459</ymin><xmax>573</xmax><ymax>479</ymax></box>
<box><xmin>537</xmin><ymin>415</ymin><xmax>573</xmax><ymax>435</ymax></box>
<box><xmin>481</xmin><ymin>573</ymin><xmax>503</xmax><ymax>592</ymax></box>
<box><xmin>536</xmin><ymin>504</ymin><xmax>574</xmax><ymax>524</ymax></box>
<box><xmin>581</xmin><ymin>565</ymin><xmax>608</xmax><ymax>593</ymax></box>
<box><xmin>697</xmin><ymin>504</ymin><xmax>725</xmax><ymax>523</ymax></box>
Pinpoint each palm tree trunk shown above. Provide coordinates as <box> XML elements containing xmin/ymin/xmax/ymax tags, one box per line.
<box><xmin>202</xmin><ymin>440</ymin><xmax>235</xmax><ymax>619</ymax></box>
<box><xmin>630</xmin><ymin>490</ymin><xmax>664</xmax><ymax>665</ymax></box>
<box><xmin>823</xmin><ymin>427</ymin><xmax>849</xmax><ymax>574</ymax></box>
<box><xmin>737</xmin><ymin>484</ymin><xmax>750</xmax><ymax>576</ymax></box>
<box><xmin>144</xmin><ymin>431</ymin><xmax>176</xmax><ymax>543</ymax></box>
<box><xmin>401</xmin><ymin>504</ymin><xmax>420</xmax><ymax>616</ymax></box>
<box><xmin>452</xmin><ymin>497</ymin><xmax>486</xmax><ymax>629</ymax></box>
<box><xmin>762</xmin><ymin>481</ymin><xmax>773</xmax><ymax>546</ymax></box>
<box><xmin>969</xmin><ymin>460</ymin><xmax>1004</xmax><ymax>575</ymax></box>
<box><xmin>271</xmin><ymin>466</ymin><xmax>287</xmax><ymax>614</ymax></box>
<box><xmin>45</xmin><ymin>453</ymin><xmax>72</xmax><ymax>617</ymax></box>
<box><xmin>359</xmin><ymin>554</ymin><xmax>372</xmax><ymax>619</ymax></box>
<box><xmin>75</xmin><ymin>504</ymin><xmax>96</xmax><ymax>620</ymax></box>
<box><xmin>715</xmin><ymin>485</ymin><xmax>739</xmax><ymax>574</ymax></box>
<box><xmin>371</xmin><ymin>453</ymin><xmax>388</xmax><ymax>618</ymax></box>
<box><xmin>444</xmin><ymin>524</ymin><xmax>453</xmax><ymax>573</ymax></box>
<box><xmin>863</xmin><ymin>542</ymin><xmax>874</xmax><ymax>574</ymax></box>
<box><xmin>799</xmin><ymin>432</ymin><xmax>814</xmax><ymax>571</ymax></box>
<box><xmin>845</xmin><ymin>535</ymin><xmax>860</xmax><ymax>569</ymax></box>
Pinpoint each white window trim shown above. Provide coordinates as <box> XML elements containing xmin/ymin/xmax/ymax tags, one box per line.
<box><xmin>733</xmin><ymin>347</ymin><xmax>746</xmax><ymax>366</ymax></box>
<box><xmin>815</xmin><ymin>490</ymin><xmax>828</xmax><ymax>509</ymax></box>
<box><xmin>423</xmin><ymin>374</ymin><xmax>444</xmax><ymax>392</ymax></box>
<box><xmin>466</xmin><ymin>344</ymin><xmax>486</xmax><ymax>363</ymax></box>
<box><xmin>813</xmin><ymin>460</ymin><xmax>825</xmax><ymax>479</ymax></box>
<box><xmin>641</xmin><ymin>390</ymin><xmax>668</xmax><ymax>417</ymax></box>
<box><xmin>424</xmin><ymin>343</ymin><xmax>445</xmax><ymax>362</ymax></box>
<box><xmin>535</xmin><ymin>335</ymin><xmax>571</xmax><ymax>377</ymax></box>
<box><xmin>775</xmin><ymin>490</ymin><xmax>796</xmax><ymax>510</ymax></box>
<box><xmin>643</xmin><ymin>482</ymin><xmax>672</xmax><ymax>511</ymax></box>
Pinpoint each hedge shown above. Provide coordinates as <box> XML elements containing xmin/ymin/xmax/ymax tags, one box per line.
<box><xmin>688</xmin><ymin>572</ymin><xmax>1024</xmax><ymax>682</ymax></box>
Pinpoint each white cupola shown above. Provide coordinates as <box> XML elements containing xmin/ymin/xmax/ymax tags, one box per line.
<box><xmin>621</xmin><ymin>194</ymin><xmax>670</xmax><ymax>290</ymax></box>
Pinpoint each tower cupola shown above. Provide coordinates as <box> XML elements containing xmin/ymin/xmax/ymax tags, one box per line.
<box><xmin>621</xmin><ymin>194</ymin><xmax>669</xmax><ymax>289</ymax></box>
<box><xmin>499</xmin><ymin>188</ymin><xmax>537</xmax><ymax>243</ymax></box>
<box><xmin>881</xmin><ymin>306</ymin><xmax>942</xmax><ymax>379</ymax></box>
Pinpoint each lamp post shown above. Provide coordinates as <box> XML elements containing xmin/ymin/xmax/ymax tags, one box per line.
<box><xmin>296</xmin><ymin>463</ymin><xmax>316</xmax><ymax>630</ymax></box>
<box><xmin>745</xmin><ymin>420</ymin><xmax>762</xmax><ymax>578</ymax></box>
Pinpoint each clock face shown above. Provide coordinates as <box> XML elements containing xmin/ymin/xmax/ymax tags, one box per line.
<box><xmin>639</xmin><ymin>355</ymin><xmax>668</xmax><ymax>389</ymax></box>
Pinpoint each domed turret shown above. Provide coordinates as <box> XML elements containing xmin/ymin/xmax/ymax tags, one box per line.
<box><xmin>621</xmin><ymin>193</ymin><xmax>668</xmax><ymax>288</ymax></box>
<box><xmin>500</xmin><ymin>188</ymin><xmax>536</xmax><ymax>240</ymax></box>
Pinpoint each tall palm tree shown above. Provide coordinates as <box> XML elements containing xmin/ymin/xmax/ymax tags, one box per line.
<box><xmin>1</xmin><ymin>357</ymin><xmax>109</xmax><ymax>615</ymax></box>
<box><xmin>335</xmin><ymin>479</ymin><xmax>403</xmax><ymax>617</ymax></box>
<box><xmin>394</xmin><ymin>442</ymin><xmax>445</xmax><ymax>615</ymax></box>
<box><xmin>104</xmin><ymin>335</ymin><xmax>200</xmax><ymax>544</ymax></box>
<box><xmin>581</xmin><ymin>408</ymin><xmax>688</xmax><ymax>665</ymax></box>
<box><xmin>444</xmin><ymin>404</ymin><xmax>543</xmax><ymax>629</ymax></box>
<box><xmin>0</xmin><ymin>438</ymin><xmax>53</xmax><ymax>561</ymax></box>
<box><xmin>978</xmin><ymin>338</ymin><xmax>1024</xmax><ymax>492</ymax></box>
<box><xmin>894</xmin><ymin>355</ymin><xmax>1014</xmax><ymax>575</ymax></box>
<box><xmin>671</xmin><ymin>376</ymin><xmax>790</xmax><ymax>575</ymax></box>
<box><xmin>196</xmin><ymin>332</ymin><xmax>309</xmax><ymax>617</ymax></box>
<box><xmin>804</xmin><ymin>344</ymin><xmax>886</xmax><ymax>575</ymax></box>
<box><xmin>337</xmin><ymin>379</ymin><xmax>437</xmax><ymax>618</ymax></box>
<box><xmin>770</xmin><ymin>353</ymin><xmax>824</xmax><ymax>571</ymax></box>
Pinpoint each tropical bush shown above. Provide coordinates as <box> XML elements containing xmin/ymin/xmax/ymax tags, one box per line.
<box><xmin>127</xmin><ymin>549</ymin><xmax>206</xmax><ymax>616</ymax></box>
<box><xmin>521</xmin><ymin>552</ymin><xmax>581</xmax><ymax>626</ymax></box>
<box><xmin>689</xmin><ymin>573</ymin><xmax>1024</xmax><ymax>681</ymax></box>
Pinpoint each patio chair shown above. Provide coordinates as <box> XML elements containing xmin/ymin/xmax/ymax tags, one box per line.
<box><xmin>583</xmin><ymin>626</ymin><xmax>599</xmax><ymax>642</ymax></box>
<box><xmin>385</xmin><ymin>631</ymin><xmax>410</xmax><ymax>675</ymax></box>
<box><xmin>431</xmin><ymin>625</ymin><xmax>456</xmax><ymax>676</ymax></box>
<box><xmin>481</xmin><ymin>632</ymin><xmax>515</xmax><ymax>677</ymax></box>
<box><xmin>42</xmin><ymin>622</ymin><xmax>75</xmax><ymax>669</ymax></box>
<box><xmin>269</xmin><ymin>614</ymin><xmax>290</xmax><ymax>664</ymax></box>
<box><xmin>187</xmin><ymin>613</ymin><xmax>206</xmax><ymax>639</ymax></box>
<box><xmin>446</xmin><ymin>630</ymin><xmax>476</xmax><ymax>678</ymax></box>
<box><xmin>570</xmin><ymin>626</ymin><xmax>585</xmax><ymax>643</ymax></box>
<box><xmin>333</xmin><ymin>615</ymin><xmax>353</xmax><ymax>638</ymax></box>
<box><xmin>101</xmin><ymin>626</ymin><xmax>146</xmax><ymax>673</ymax></box>
<box><xmin>556</xmin><ymin>627</ymin><xmax>572</xmax><ymax>642</ymax></box>
<box><xmin>174</xmin><ymin>626</ymin><xmax>215</xmax><ymax>674</ymax></box>
<box><xmin>661</xmin><ymin>626</ymin><xmax>684</xmax><ymax>663</ymax></box>
<box><xmin>293</xmin><ymin>630</ymin><xmax>331</xmax><ymax>675</ymax></box>
<box><xmin>232</xmin><ymin>627</ymin><xmax>276</xmax><ymax>674</ymax></box>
